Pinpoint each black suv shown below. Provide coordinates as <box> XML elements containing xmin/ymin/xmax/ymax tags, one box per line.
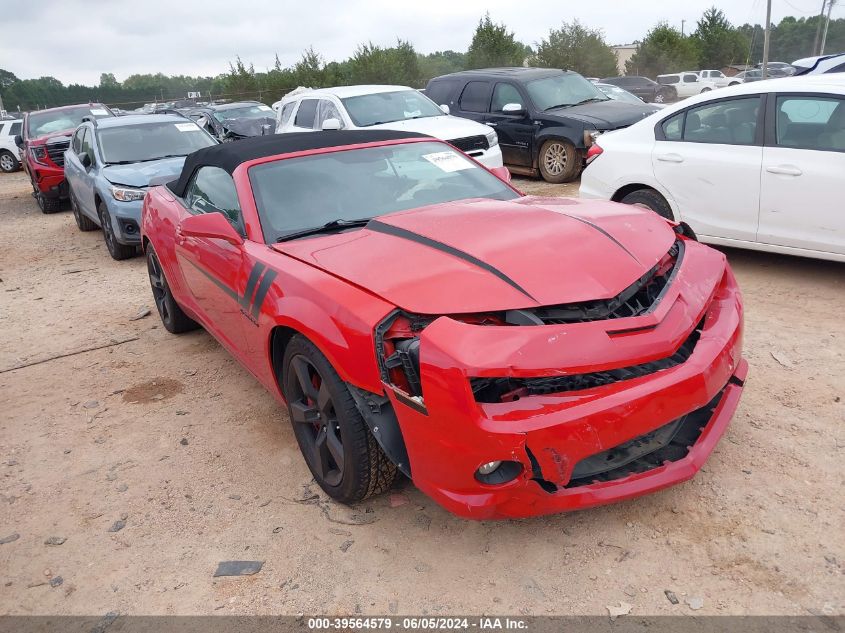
<box><xmin>426</xmin><ymin>68</ymin><xmax>658</xmax><ymax>182</ymax></box>
<box><xmin>185</xmin><ymin>101</ymin><xmax>275</xmax><ymax>142</ymax></box>
<box><xmin>600</xmin><ymin>76</ymin><xmax>677</xmax><ymax>104</ymax></box>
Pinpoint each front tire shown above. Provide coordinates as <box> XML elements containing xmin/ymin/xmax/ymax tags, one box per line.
<box><xmin>146</xmin><ymin>246</ymin><xmax>199</xmax><ymax>334</ymax></box>
<box><xmin>620</xmin><ymin>189</ymin><xmax>674</xmax><ymax>220</ymax></box>
<box><xmin>538</xmin><ymin>139</ymin><xmax>580</xmax><ymax>183</ymax></box>
<box><xmin>0</xmin><ymin>150</ymin><xmax>19</xmax><ymax>173</ymax></box>
<box><xmin>98</xmin><ymin>201</ymin><xmax>136</xmax><ymax>260</ymax></box>
<box><xmin>282</xmin><ymin>335</ymin><xmax>396</xmax><ymax>504</ymax></box>
<box><xmin>36</xmin><ymin>192</ymin><xmax>62</xmax><ymax>214</ymax></box>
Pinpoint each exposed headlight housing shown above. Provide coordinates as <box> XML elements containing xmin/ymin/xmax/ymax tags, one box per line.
<box><xmin>30</xmin><ymin>145</ymin><xmax>48</xmax><ymax>165</ymax></box>
<box><xmin>111</xmin><ymin>186</ymin><xmax>146</xmax><ymax>202</ymax></box>
<box><xmin>485</xmin><ymin>130</ymin><xmax>499</xmax><ymax>148</ymax></box>
<box><xmin>583</xmin><ymin>129</ymin><xmax>604</xmax><ymax>147</ymax></box>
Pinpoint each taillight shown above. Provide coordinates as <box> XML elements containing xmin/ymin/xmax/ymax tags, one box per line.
<box><xmin>585</xmin><ymin>143</ymin><xmax>603</xmax><ymax>164</ymax></box>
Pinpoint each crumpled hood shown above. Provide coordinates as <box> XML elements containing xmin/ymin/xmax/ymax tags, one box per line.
<box><xmin>221</xmin><ymin>116</ymin><xmax>276</xmax><ymax>138</ymax></box>
<box><xmin>273</xmin><ymin>197</ymin><xmax>677</xmax><ymax>314</ymax></box>
<box><xmin>101</xmin><ymin>156</ymin><xmax>186</xmax><ymax>188</ymax></box>
<box><xmin>30</xmin><ymin>130</ymin><xmax>74</xmax><ymax>145</ymax></box>
<box><xmin>546</xmin><ymin>100</ymin><xmax>657</xmax><ymax>129</ymax></box>
<box><xmin>368</xmin><ymin>115</ymin><xmax>490</xmax><ymax>141</ymax></box>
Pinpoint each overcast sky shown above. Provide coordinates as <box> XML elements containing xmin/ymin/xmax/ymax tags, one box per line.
<box><xmin>2</xmin><ymin>0</ymin><xmax>842</xmax><ymax>85</ymax></box>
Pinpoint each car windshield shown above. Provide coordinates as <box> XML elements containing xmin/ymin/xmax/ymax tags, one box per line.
<box><xmin>213</xmin><ymin>104</ymin><xmax>273</xmax><ymax>122</ymax></box>
<box><xmin>27</xmin><ymin>106</ymin><xmax>112</xmax><ymax>137</ymax></box>
<box><xmin>341</xmin><ymin>90</ymin><xmax>443</xmax><ymax>127</ymax></box>
<box><xmin>657</xmin><ymin>75</ymin><xmax>680</xmax><ymax>85</ymax></box>
<box><xmin>249</xmin><ymin>141</ymin><xmax>519</xmax><ymax>242</ymax></box>
<box><xmin>596</xmin><ymin>84</ymin><xmax>642</xmax><ymax>105</ymax></box>
<box><xmin>524</xmin><ymin>74</ymin><xmax>609</xmax><ymax>110</ymax></box>
<box><xmin>97</xmin><ymin>121</ymin><xmax>217</xmax><ymax>164</ymax></box>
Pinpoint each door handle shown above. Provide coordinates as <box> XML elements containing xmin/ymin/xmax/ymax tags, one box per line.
<box><xmin>765</xmin><ymin>165</ymin><xmax>802</xmax><ymax>176</ymax></box>
<box><xmin>656</xmin><ymin>153</ymin><xmax>684</xmax><ymax>163</ymax></box>
<box><xmin>484</xmin><ymin>122</ymin><xmax>497</xmax><ymax>127</ymax></box>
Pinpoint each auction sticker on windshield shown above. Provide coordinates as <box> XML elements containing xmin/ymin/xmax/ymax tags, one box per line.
<box><xmin>90</xmin><ymin>108</ymin><xmax>110</xmax><ymax>116</ymax></box>
<box><xmin>258</xmin><ymin>105</ymin><xmax>273</xmax><ymax>111</ymax></box>
<box><xmin>422</xmin><ymin>151</ymin><xmax>474</xmax><ymax>172</ymax></box>
<box><xmin>175</xmin><ymin>122</ymin><xmax>200</xmax><ymax>132</ymax></box>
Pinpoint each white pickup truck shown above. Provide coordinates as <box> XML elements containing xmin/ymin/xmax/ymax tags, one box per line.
<box><xmin>656</xmin><ymin>71</ymin><xmax>718</xmax><ymax>98</ymax></box>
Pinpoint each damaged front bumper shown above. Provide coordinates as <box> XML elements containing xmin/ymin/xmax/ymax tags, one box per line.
<box><xmin>383</xmin><ymin>240</ymin><xmax>746</xmax><ymax>519</ymax></box>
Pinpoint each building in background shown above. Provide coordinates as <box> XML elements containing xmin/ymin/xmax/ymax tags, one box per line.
<box><xmin>611</xmin><ymin>44</ymin><xmax>638</xmax><ymax>75</ymax></box>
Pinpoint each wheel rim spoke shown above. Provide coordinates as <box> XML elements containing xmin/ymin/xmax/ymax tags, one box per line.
<box><xmin>325</xmin><ymin>423</ymin><xmax>344</xmax><ymax>471</ymax></box>
<box><xmin>289</xmin><ymin>400</ymin><xmax>320</xmax><ymax>425</ymax></box>
<box><xmin>291</xmin><ymin>356</ymin><xmax>318</xmax><ymax>401</ymax></box>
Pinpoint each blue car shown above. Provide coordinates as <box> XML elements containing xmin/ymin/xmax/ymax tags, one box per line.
<box><xmin>64</xmin><ymin>114</ymin><xmax>217</xmax><ymax>259</ymax></box>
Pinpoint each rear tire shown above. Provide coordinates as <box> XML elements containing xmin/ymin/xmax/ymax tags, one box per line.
<box><xmin>0</xmin><ymin>150</ymin><xmax>19</xmax><ymax>173</ymax></box>
<box><xmin>538</xmin><ymin>139</ymin><xmax>580</xmax><ymax>183</ymax></box>
<box><xmin>146</xmin><ymin>245</ymin><xmax>199</xmax><ymax>334</ymax></box>
<box><xmin>70</xmin><ymin>189</ymin><xmax>97</xmax><ymax>231</ymax></box>
<box><xmin>36</xmin><ymin>192</ymin><xmax>62</xmax><ymax>214</ymax></box>
<box><xmin>620</xmin><ymin>189</ymin><xmax>674</xmax><ymax>220</ymax></box>
<box><xmin>98</xmin><ymin>201</ymin><xmax>136</xmax><ymax>260</ymax></box>
<box><xmin>282</xmin><ymin>335</ymin><xmax>396</xmax><ymax>504</ymax></box>
<box><xmin>700</xmin><ymin>87</ymin><xmax>712</xmax><ymax>93</ymax></box>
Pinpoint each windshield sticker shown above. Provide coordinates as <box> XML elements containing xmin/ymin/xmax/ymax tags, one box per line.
<box><xmin>258</xmin><ymin>105</ymin><xmax>272</xmax><ymax>111</ymax></box>
<box><xmin>175</xmin><ymin>122</ymin><xmax>200</xmax><ymax>132</ymax></box>
<box><xmin>422</xmin><ymin>151</ymin><xmax>475</xmax><ymax>172</ymax></box>
<box><xmin>90</xmin><ymin>108</ymin><xmax>109</xmax><ymax>116</ymax></box>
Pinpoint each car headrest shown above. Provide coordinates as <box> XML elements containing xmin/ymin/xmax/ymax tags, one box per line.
<box><xmin>686</xmin><ymin>112</ymin><xmax>701</xmax><ymax>131</ymax></box>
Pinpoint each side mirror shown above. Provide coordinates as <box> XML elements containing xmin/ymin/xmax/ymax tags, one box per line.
<box><xmin>321</xmin><ymin>118</ymin><xmax>343</xmax><ymax>131</ymax></box>
<box><xmin>79</xmin><ymin>152</ymin><xmax>92</xmax><ymax>168</ymax></box>
<box><xmin>261</xmin><ymin>123</ymin><xmax>273</xmax><ymax>136</ymax></box>
<box><xmin>502</xmin><ymin>103</ymin><xmax>525</xmax><ymax>114</ymax></box>
<box><xmin>439</xmin><ymin>104</ymin><xmax>450</xmax><ymax>115</ymax></box>
<box><xmin>179</xmin><ymin>212</ymin><xmax>243</xmax><ymax>245</ymax></box>
<box><xmin>491</xmin><ymin>166</ymin><xmax>512</xmax><ymax>183</ymax></box>
<box><xmin>14</xmin><ymin>134</ymin><xmax>23</xmax><ymax>149</ymax></box>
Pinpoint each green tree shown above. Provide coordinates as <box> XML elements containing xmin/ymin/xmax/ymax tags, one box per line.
<box><xmin>226</xmin><ymin>56</ymin><xmax>257</xmax><ymax>96</ymax></box>
<box><xmin>417</xmin><ymin>50</ymin><xmax>466</xmax><ymax>82</ymax></box>
<box><xmin>0</xmin><ymin>69</ymin><xmax>19</xmax><ymax>89</ymax></box>
<box><xmin>99</xmin><ymin>73</ymin><xmax>120</xmax><ymax>88</ymax></box>
<box><xmin>466</xmin><ymin>13</ymin><xmax>526</xmax><ymax>69</ymax></box>
<box><xmin>348</xmin><ymin>40</ymin><xmax>421</xmax><ymax>86</ymax></box>
<box><xmin>625</xmin><ymin>22</ymin><xmax>700</xmax><ymax>77</ymax></box>
<box><xmin>533</xmin><ymin>20</ymin><xmax>619</xmax><ymax>77</ymax></box>
<box><xmin>691</xmin><ymin>7</ymin><xmax>749</xmax><ymax>69</ymax></box>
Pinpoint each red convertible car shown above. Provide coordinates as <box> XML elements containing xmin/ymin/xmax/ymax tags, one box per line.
<box><xmin>141</xmin><ymin>130</ymin><xmax>746</xmax><ymax>519</ymax></box>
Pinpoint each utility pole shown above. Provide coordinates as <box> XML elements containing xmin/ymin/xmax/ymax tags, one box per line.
<box><xmin>813</xmin><ymin>0</ymin><xmax>827</xmax><ymax>55</ymax></box>
<box><xmin>762</xmin><ymin>0</ymin><xmax>772</xmax><ymax>78</ymax></box>
<box><xmin>821</xmin><ymin>0</ymin><xmax>837</xmax><ymax>55</ymax></box>
<box><xmin>681</xmin><ymin>19</ymin><xmax>686</xmax><ymax>36</ymax></box>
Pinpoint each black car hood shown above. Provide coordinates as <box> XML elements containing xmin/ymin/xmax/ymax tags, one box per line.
<box><xmin>220</xmin><ymin>116</ymin><xmax>276</xmax><ymax>138</ymax></box>
<box><xmin>545</xmin><ymin>100</ymin><xmax>656</xmax><ymax>129</ymax></box>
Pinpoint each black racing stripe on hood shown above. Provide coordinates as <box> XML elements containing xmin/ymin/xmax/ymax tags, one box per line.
<box><xmin>559</xmin><ymin>213</ymin><xmax>641</xmax><ymax>264</ymax></box>
<box><xmin>366</xmin><ymin>219</ymin><xmax>537</xmax><ymax>302</ymax></box>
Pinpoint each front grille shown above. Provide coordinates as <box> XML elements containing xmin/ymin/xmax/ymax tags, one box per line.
<box><xmin>562</xmin><ymin>384</ymin><xmax>728</xmax><ymax>488</ymax></box>
<box><xmin>447</xmin><ymin>135</ymin><xmax>489</xmax><ymax>153</ymax></box>
<box><xmin>529</xmin><ymin>241</ymin><xmax>682</xmax><ymax>325</ymax></box>
<box><xmin>471</xmin><ymin>317</ymin><xmax>704</xmax><ymax>403</ymax></box>
<box><xmin>45</xmin><ymin>140</ymin><xmax>70</xmax><ymax>167</ymax></box>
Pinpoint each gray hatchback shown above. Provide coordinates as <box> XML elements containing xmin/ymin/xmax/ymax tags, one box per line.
<box><xmin>64</xmin><ymin>114</ymin><xmax>217</xmax><ymax>259</ymax></box>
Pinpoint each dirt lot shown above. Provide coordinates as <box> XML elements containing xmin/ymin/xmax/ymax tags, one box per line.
<box><xmin>0</xmin><ymin>171</ymin><xmax>842</xmax><ymax>617</ymax></box>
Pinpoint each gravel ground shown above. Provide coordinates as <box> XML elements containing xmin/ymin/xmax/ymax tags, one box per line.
<box><xmin>0</xmin><ymin>170</ymin><xmax>842</xmax><ymax>617</ymax></box>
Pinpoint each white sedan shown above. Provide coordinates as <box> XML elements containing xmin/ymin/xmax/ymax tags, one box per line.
<box><xmin>580</xmin><ymin>75</ymin><xmax>845</xmax><ymax>262</ymax></box>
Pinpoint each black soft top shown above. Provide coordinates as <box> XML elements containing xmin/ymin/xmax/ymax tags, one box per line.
<box><xmin>167</xmin><ymin>130</ymin><xmax>429</xmax><ymax>196</ymax></box>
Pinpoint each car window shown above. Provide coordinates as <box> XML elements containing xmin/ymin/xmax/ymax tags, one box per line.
<box><xmin>249</xmin><ymin>141</ymin><xmax>519</xmax><ymax>243</ymax></box>
<box><xmin>658</xmin><ymin>75</ymin><xmax>679</xmax><ymax>85</ymax></box>
<box><xmin>80</xmin><ymin>127</ymin><xmax>94</xmax><ymax>161</ymax></box>
<box><xmin>341</xmin><ymin>90</ymin><xmax>442</xmax><ymax>127</ymax></box>
<box><xmin>458</xmin><ymin>81</ymin><xmax>492</xmax><ymax>113</ymax></box>
<box><xmin>491</xmin><ymin>83</ymin><xmax>523</xmax><ymax>112</ymax></box>
<box><xmin>8</xmin><ymin>122</ymin><xmax>21</xmax><ymax>136</ymax></box>
<box><xmin>776</xmin><ymin>96</ymin><xmax>845</xmax><ymax>152</ymax></box>
<box><xmin>425</xmin><ymin>80</ymin><xmax>459</xmax><ymax>106</ymax></box>
<box><xmin>683</xmin><ymin>74</ymin><xmax>699</xmax><ymax>82</ymax></box>
<box><xmin>294</xmin><ymin>99</ymin><xmax>318</xmax><ymax>128</ymax></box>
<box><xmin>682</xmin><ymin>96</ymin><xmax>760</xmax><ymax>145</ymax></box>
<box><xmin>97</xmin><ymin>121</ymin><xmax>216</xmax><ymax>164</ymax></box>
<box><xmin>71</xmin><ymin>127</ymin><xmax>84</xmax><ymax>153</ymax></box>
<box><xmin>279</xmin><ymin>102</ymin><xmax>296</xmax><ymax>126</ymax></box>
<box><xmin>661</xmin><ymin>112</ymin><xmax>684</xmax><ymax>140</ymax></box>
<box><xmin>827</xmin><ymin>62</ymin><xmax>845</xmax><ymax>73</ymax></box>
<box><xmin>314</xmin><ymin>100</ymin><xmax>343</xmax><ymax>129</ymax></box>
<box><xmin>185</xmin><ymin>166</ymin><xmax>242</xmax><ymax>227</ymax></box>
